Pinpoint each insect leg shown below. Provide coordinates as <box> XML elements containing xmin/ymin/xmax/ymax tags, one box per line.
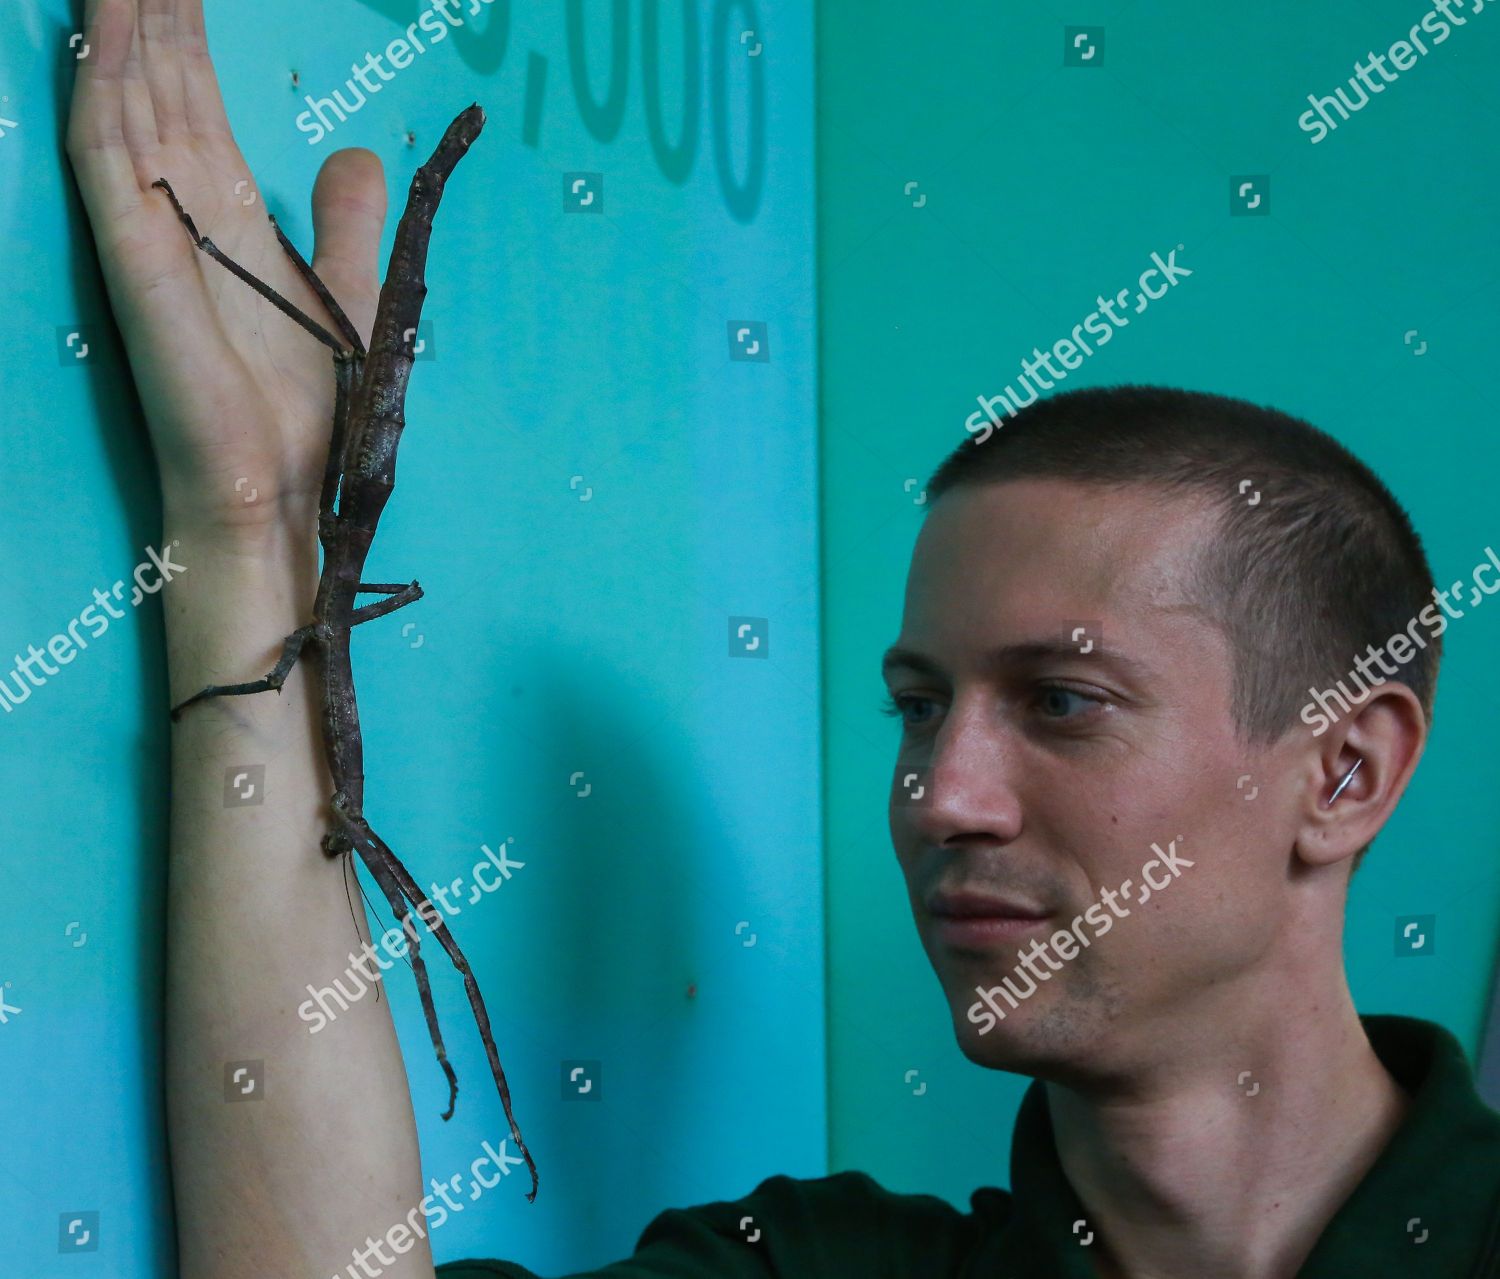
<box><xmin>169</xmin><ymin>623</ymin><xmax>319</xmax><ymax>721</ymax></box>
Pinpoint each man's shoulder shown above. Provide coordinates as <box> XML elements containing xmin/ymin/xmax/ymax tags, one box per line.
<box><xmin>615</xmin><ymin>1168</ymin><xmax>1013</xmax><ymax>1275</ymax></box>
<box><xmin>719</xmin><ymin>1166</ymin><xmax>1012</xmax><ymax>1219</ymax></box>
<box><xmin>692</xmin><ymin>1167</ymin><xmax>1013</xmax><ymax>1243</ymax></box>
<box><xmin>436</xmin><ymin>1169</ymin><xmax>1014</xmax><ymax>1278</ymax></box>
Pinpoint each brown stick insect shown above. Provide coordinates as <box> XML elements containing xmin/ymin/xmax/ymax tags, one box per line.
<box><xmin>155</xmin><ymin>104</ymin><xmax>538</xmax><ymax>1202</ymax></box>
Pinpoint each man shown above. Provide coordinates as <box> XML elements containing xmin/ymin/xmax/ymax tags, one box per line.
<box><xmin>444</xmin><ymin>390</ymin><xmax>1500</xmax><ymax>1278</ymax></box>
<box><xmin>871</xmin><ymin>387</ymin><xmax>1500</xmax><ymax>1277</ymax></box>
<box><xmin>67</xmin><ymin>2</ymin><xmax>1498</xmax><ymax>1276</ymax></box>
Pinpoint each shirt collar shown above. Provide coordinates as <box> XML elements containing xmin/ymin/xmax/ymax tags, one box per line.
<box><xmin>994</xmin><ymin>1014</ymin><xmax>1500</xmax><ymax>1277</ymax></box>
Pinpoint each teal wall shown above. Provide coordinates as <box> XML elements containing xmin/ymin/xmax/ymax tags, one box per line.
<box><xmin>818</xmin><ymin>0</ymin><xmax>1500</xmax><ymax>1209</ymax></box>
<box><xmin>1</xmin><ymin>1</ymin><xmax>818</xmax><ymax>1274</ymax></box>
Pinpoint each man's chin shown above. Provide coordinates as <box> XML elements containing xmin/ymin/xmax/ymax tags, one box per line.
<box><xmin>949</xmin><ymin>984</ymin><xmax>1103</xmax><ymax>1072</ymax></box>
<box><xmin>950</xmin><ymin>985</ymin><xmax>1130</xmax><ymax>1084</ymax></box>
<box><xmin>955</xmin><ymin>1006</ymin><xmax>1053</xmax><ymax>1071</ymax></box>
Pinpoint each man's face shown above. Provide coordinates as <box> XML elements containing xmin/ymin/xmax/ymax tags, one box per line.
<box><xmin>885</xmin><ymin>478</ymin><xmax>1304</xmax><ymax>1080</ymax></box>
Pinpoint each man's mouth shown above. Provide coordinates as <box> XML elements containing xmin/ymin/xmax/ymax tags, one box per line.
<box><xmin>925</xmin><ymin>887</ymin><xmax>1054</xmax><ymax>949</ymax></box>
<box><xmin>930</xmin><ymin>914</ymin><xmax>1055</xmax><ymax>949</ymax></box>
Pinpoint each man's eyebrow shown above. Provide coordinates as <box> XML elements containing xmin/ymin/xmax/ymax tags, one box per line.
<box><xmin>880</xmin><ymin>640</ymin><xmax>1157</xmax><ymax>682</ymax></box>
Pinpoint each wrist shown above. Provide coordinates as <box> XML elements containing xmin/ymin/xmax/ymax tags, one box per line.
<box><xmin>161</xmin><ymin>517</ymin><xmax>320</xmax><ymax>584</ymax></box>
<box><xmin>159</xmin><ymin>484</ymin><xmax>322</xmax><ymax>551</ymax></box>
<box><xmin>160</xmin><ymin>523</ymin><xmax>321</xmax><ymax>667</ymax></box>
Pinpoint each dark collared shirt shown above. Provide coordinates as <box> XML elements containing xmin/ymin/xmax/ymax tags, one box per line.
<box><xmin>438</xmin><ymin>1014</ymin><xmax>1500</xmax><ymax>1277</ymax></box>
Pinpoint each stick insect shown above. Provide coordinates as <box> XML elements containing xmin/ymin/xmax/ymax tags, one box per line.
<box><xmin>155</xmin><ymin>104</ymin><xmax>538</xmax><ymax>1203</ymax></box>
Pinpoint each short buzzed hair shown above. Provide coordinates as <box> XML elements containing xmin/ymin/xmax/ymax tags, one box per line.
<box><xmin>925</xmin><ymin>385</ymin><xmax>1441</xmax><ymax>865</ymax></box>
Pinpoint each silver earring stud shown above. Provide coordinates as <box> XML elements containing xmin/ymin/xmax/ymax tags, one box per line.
<box><xmin>1324</xmin><ymin>757</ymin><xmax>1364</xmax><ymax>807</ymax></box>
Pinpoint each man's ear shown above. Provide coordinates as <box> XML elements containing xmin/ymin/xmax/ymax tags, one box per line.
<box><xmin>1295</xmin><ymin>682</ymin><xmax>1428</xmax><ymax>870</ymax></box>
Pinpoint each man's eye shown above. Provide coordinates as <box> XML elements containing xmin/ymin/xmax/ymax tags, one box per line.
<box><xmin>1033</xmin><ymin>683</ymin><xmax>1103</xmax><ymax>719</ymax></box>
<box><xmin>880</xmin><ymin>693</ymin><xmax>937</xmax><ymax>726</ymax></box>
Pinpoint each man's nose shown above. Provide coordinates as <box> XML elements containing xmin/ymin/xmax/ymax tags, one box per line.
<box><xmin>893</xmin><ymin>702</ymin><xmax>1022</xmax><ymax>843</ymax></box>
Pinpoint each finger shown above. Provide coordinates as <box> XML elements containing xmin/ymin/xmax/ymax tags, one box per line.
<box><xmin>139</xmin><ymin>0</ymin><xmax>189</xmax><ymax>144</ymax></box>
<box><xmin>67</xmin><ymin>0</ymin><xmax>144</xmax><ymax>211</ymax></box>
<box><xmin>175</xmin><ymin>0</ymin><xmax>234</xmax><ymax>139</ymax></box>
<box><xmin>119</xmin><ymin>1</ymin><xmax>163</xmax><ymax>183</ymax></box>
<box><xmin>309</xmin><ymin>149</ymin><xmax>388</xmax><ymax>347</ymax></box>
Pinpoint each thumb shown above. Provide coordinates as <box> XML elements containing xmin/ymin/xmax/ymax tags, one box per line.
<box><xmin>309</xmin><ymin>147</ymin><xmax>387</xmax><ymax>349</ymax></box>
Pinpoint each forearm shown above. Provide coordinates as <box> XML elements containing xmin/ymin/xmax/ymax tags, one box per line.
<box><xmin>162</xmin><ymin>519</ymin><xmax>436</xmax><ymax>1279</ymax></box>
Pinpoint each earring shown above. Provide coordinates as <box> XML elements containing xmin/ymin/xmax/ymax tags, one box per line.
<box><xmin>1324</xmin><ymin>757</ymin><xmax>1364</xmax><ymax>808</ymax></box>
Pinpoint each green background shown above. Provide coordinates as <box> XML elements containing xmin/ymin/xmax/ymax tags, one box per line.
<box><xmin>817</xmin><ymin>0</ymin><xmax>1500</xmax><ymax>1209</ymax></box>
